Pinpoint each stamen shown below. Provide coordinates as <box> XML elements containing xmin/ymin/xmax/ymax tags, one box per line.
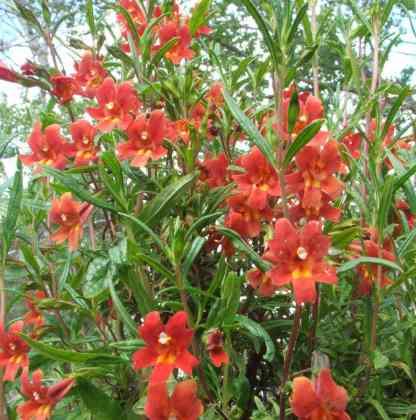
<box><xmin>297</xmin><ymin>246</ymin><xmax>308</xmax><ymax>260</ymax></box>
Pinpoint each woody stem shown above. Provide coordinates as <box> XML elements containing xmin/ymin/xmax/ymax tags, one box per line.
<box><xmin>279</xmin><ymin>304</ymin><xmax>303</xmax><ymax>420</ymax></box>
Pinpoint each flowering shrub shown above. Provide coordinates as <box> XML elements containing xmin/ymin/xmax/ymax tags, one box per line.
<box><xmin>0</xmin><ymin>0</ymin><xmax>415</xmax><ymax>419</ymax></box>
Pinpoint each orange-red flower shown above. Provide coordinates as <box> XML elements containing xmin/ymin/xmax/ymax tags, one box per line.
<box><xmin>70</xmin><ymin>119</ymin><xmax>99</xmax><ymax>166</ymax></box>
<box><xmin>286</xmin><ymin>132</ymin><xmax>343</xmax><ymax>216</ymax></box>
<box><xmin>173</xmin><ymin>119</ymin><xmax>191</xmax><ymax>144</ymax></box>
<box><xmin>341</xmin><ymin>132</ymin><xmax>361</xmax><ymax>159</ymax></box>
<box><xmin>0</xmin><ymin>61</ymin><xmax>18</xmax><ymax>82</ymax></box>
<box><xmin>0</xmin><ymin>321</ymin><xmax>29</xmax><ymax>381</ymax></box>
<box><xmin>24</xmin><ymin>291</ymin><xmax>47</xmax><ymax>329</ymax></box>
<box><xmin>226</xmin><ymin>191</ymin><xmax>273</xmax><ymax>238</ymax></box>
<box><xmin>354</xmin><ymin>240</ymin><xmax>395</xmax><ymax>296</ymax></box>
<box><xmin>17</xmin><ymin>368</ymin><xmax>74</xmax><ymax>420</ymax></box>
<box><xmin>206</xmin><ymin>329</ymin><xmax>229</xmax><ymax>367</ymax></box>
<box><xmin>199</xmin><ymin>153</ymin><xmax>229</xmax><ymax>188</ymax></box>
<box><xmin>232</xmin><ymin>147</ymin><xmax>280</xmax><ymax>210</ymax></box>
<box><xmin>21</xmin><ymin>62</ymin><xmax>36</xmax><ymax>76</ymax></box>
<box><xmin>157</xmin><ymin>20</ymin><xmax>194</xmax><ymax>64</ymax></box>
<box><xmin>87</xmin><ymin>77</ymin><xmax>140</xmax><ymax>132</ymax></box>
<box><xmin>74</xmin><ymin>52</ymin><xmax>107</xmax><ymax>98</ymax></box>
<box><xmin>396</xmin><ymin>199</ymin><xmax>415</xmax><ymax>231</ymax></box>
<box><xmin>247</xmin><ymin>268</ymin><xmax>278</xmax><ymax>297</ymax></box>
<box><xmin>49</xmin><ymin>193</ymin><xmax>93</xmax><ymax>251</ymax></box>
<box><xmin>205</xmin><ymin>82</ymin><xmax>224</xmax><ymax>109</ymax></box>
<box><xmin>50</xmin><ymin>74</ymin><xmax>79</xmax><ymax>104</ymax></box>
<box><xmin>264</xmin><ymin>218</ymin><xmax>337</xmax><ymax>304</ymax></box>
<box><xmin>117</xmin><ymin>110</ymin><xmax>168</xmax><ymax>167</ymax></box>
<box><xmin>20</xmin><ymin>122</ymin><xmax>75</xmax><ymax>170</ymax></box>
<box><xmin>291</xmin><ymin>368</ymin><xmax>350</xmax><ymax>420</ymax></box>
<box><xmin>145</xmin><ymin>380</ymin><xmax>203</xmax><ymax>420</ymax></box>
<box><xmin>289</xmin><ymin>193</ymin><xmax>341</xmax><ymax>223</ymax></box>
<box><xmin>132</xmin><ymin>311</ymin><xmax>199</xmax><ymax>384</ymax></box>
<box><xmin>278</xmin><ymin>88</ymin><xmax>323</xmax><ymax>141</ymax></box>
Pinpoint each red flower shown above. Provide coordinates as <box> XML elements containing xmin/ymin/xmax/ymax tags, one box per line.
<box><xmin>247</xmin><ymin>268</ymin><xmax>278</xmax><ymax>297</ymax></box>
<box><xmin>278</xmin><ymin>89</ymin><xmax>323</xmax><ymax>141</ymax></box>
<box><xmin>117</xmin><ymin>110</ymin><xmax>168</xmax><ymax>167</ymax></box>
<box><xmin>157</xmin><ymin>20</ymin><xmax>194</xmax><ymax>64</ymax></box>
<box><xmin>206</xmin><ymin>329</ymin><xmax>229</xmax><ymax>367</ymax></box>
<box><xmin>87</xmin><ymin>77</ymin><xmax>140</xmax><ymax>132</ymax></box>
<box><xmin>341</xmin><ymin>132</ymin><xmax>361</xmax><ymax>159</ymax></box>
<box><xmin>50</xmin><ymin>74</ymin><xmax>80</xmax><ymax>104</ymax></box>
<box><xmin>205</xmin><ymin>82</ymin><xmax>224</xmax><ymax>108</ymax></box>
<box><xmin>396</xmin><ymin>199</ymin><xmax>415</xmax><ymax>231</ymax></box>
<box><xmin>24</xmin><ymin>291</ymin><xmax>47</xmax><ymax>329</ymax></box>
<box><xmin>199</xmin><ymin>153</ymin><xmax>229</xmax><ymax>188</ymax></box>
<box><xmin>226</xmin><ymin>191</ymin><xmax>273</xmax><ymax>238</ymax></box>
<box><xmin>369</xmin><ymin>119</ymin><xmax>395</xmax><ymax>145</ymax></box>
<box><xmin>0</xmin><ymin>321</ymin><xmax>29</xmax><ymax>381</ymax></box>
<box><xmin>132</xmin><ymin>311</ymin><xmax>199</xmax><ymax>384</ymax></box>
<box><xmin>289</xmin><ymin>193</ymin><xmax>341</xmax><ymax>223</ymax></box>
<box><xmin>20</xmin><ymin>122</ymin><xmax>75</xmax><ymax>170</ymax></box>
<box><xmin>70</xmin><ymin>120</ymin><xmax>99</xmax><ymax>166</ymax></box>
<box><xmin>355</xmin><ymin>240</ymin><xmax>395</xmax><ymax>296</ymax></box>
<box><xmin>232</xmin><ymin>147</ymin><xmax>280</xmax><ymax>210</ymax></box>
<box><xmin>17</xmin><ymin>368</ymin><xmax>74</xmax><ymax>420</ymax></box>
<box><xmin>291</xmin><ymin>368</ymin><xmax>350</xmax><ymax>420</ymax></box>
<box><xmin>21</xmin><ymin>62</ymin><xmax>36</xmax><ymax>76</ymax></box>
<box><xmin>173</xmin><ymin>119</ymin><xmax>191</xmax><ymax>144</ymax></box>
<box><xmin>0</xmin><ymin>61</ymin><xmax>18</xmax><ymax>82</ymax></box>
<box><xmin>286</xmin><ymin>132</ymin><xmax>343</xmax><ymax>216</ymax></box>
<box><xmin>49</xmin><ymin>193</ymin><xmax>93</xmax><ymax>251</ymax></box>
<box><xmin>264</xmin><ymin>218</ymin><xmax>337</xmax><ymax>304</ymax></box>
<box><xmin>145</xmin><ymin>380</ymin><xmax>203</xmax><ymax>420</ymax></box>
<box><xmin>74</xmin><ymin>52</ymin><xmax>107</xmax><ymax>98</ymax></box>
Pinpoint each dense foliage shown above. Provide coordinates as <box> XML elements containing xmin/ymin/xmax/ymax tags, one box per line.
<box><xmin>0</xmin><ymin>0</ymin><xmax>416</xmax><ymax>419</ymax></box>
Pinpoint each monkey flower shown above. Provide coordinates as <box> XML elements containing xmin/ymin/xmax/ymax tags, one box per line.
<box><xmin>20</xmin><ymin>122</ymin><xmax>75</xmax><ymax>170</ymax></box>
<box><xmin>17</xmin><ymin>368</ymin><xmax>74</xmax><ymax>420</ymax></box>
<box><xmin>206</xmin><ymin>329</ymin><xmax>229</xmax><ymax>367</ymax></box>
<box><xmin>0</xmin><ymin>321</ymin><xmax>29</xmax><ymax>381</ymax></box>
<box><xmin>70</xmin><ymin>120</ymin><xmax>99</xmax><ymax>166</ymax></box>
<box><xmin>205</xmin><ymin>82</ymin><xmax>224</xmax><ymax>108</ymax></box>
<box><xmin>291</xmin><ymin>368</ymin><xmax>351</xmax><ymax>420</ymax></box>
<box><xmin>226</xmin><ymin>191</ymin><xmax>273</xmax><ymax>238</ymax></box>
<box><xmin>247</xmin><ymin>268</ymin><xmax>278</xmax><ymax>297</ymax></box>
<box><xmin>341</xmin><ymin>132</ymin><xmax>361</xmax><ymax>159</ymax></box>
<box><xmin>24</xmin><ymin>291</ymin><xmax>47</xmax><ymax>329</ymax></box>
<box><xmin>232</xmin><ymin>147</ymin><xmax>280</xmax><ymax>210</ymax></box>
<box><xmin>21</xmin><ymin>62</ymin><xmax>36</xmax><ymax>76</ymax></box>
<box><xmin>49</xmin><ymin>193</ymin><xmax>93</xmax><ymax>252</ymax></box>
<box><xmin>145</xmin><ymin>380</ymin><xmax>203</xmax><ymax>420</ymax></box>
<box><xmin>132</xmin><ymin>311</ymin><xmax>199</xmax><ymax>384</ymax></box>
<box><xmin>355</xmin><ymin>240</ymin><xmax>395</xmax><ymax>296</ymax></box>
<box><xmin>50</xmin><ymin>74</ymin><xmax>79</xmax><ymax>104</ymax></box>
<box><xmin>199</xmin><ymin>153</ymin><xmax>229</xmax><ymax>188</ymax></box>
<box><xmin>117</xmin><ymin>110</ymin><xmax>168</xmax><ymax>167</ymax></box>
<box><xmin>286</xmin><ymin>132</ymin><xmax>343</xmax><ymax>216</ymax></box>
<box><xmin>157</xmin><ymin>20</ymin><xmax>194</xmax><ymax>64</ymax></box>
<box><xmin>74</xmin><ymin>52</ymin><xmax>107</xmax><ymax>98</ymax></box>
<box><xmin>264</xmin><ymin>218</ymin><xmax>337</xmax><ymax>304</ymax></box>
<box><xmin>396</xmin><ymin>199</ymin><xmax>415</xmax><ymax>231</ymax></box>
<box><xmin>87</xmin><ymin>77</ymin><xmax>140</xmax><ymax>132</ymax></box>
<box><xmin>289</xmin><ymin>193</ymin><xmax>341</xmax><ymax>223</ymax></box>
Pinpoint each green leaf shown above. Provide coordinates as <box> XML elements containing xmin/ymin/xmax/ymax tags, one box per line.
<box><xmin>221</xmin><ymin>272</ymin><xmax>242</xmax><ymax>322</ymax></box>
<box><xmin>189</xmin><ymin>0</ymin><xmax>211</xmax><ymax>36</ymax></box>
<box><xmin>337</xmin><ymin>257</ymin><xmax>402</xmax><ymax>274</ymax></box>
<box><xmin>86</xmin><ymin>0</ymin><xmax>96</xmax><ymax>36</ymax></box>
<box><xmin>112</xmin><ymin>5</ymin><xmax>141</xmax><ymax>48</ymax></box>
<box><xmin>234</xmin><ymin>314</ymin><xmax>275</xmax><ymax>362</ymax></box>
<box><xmin>377</xmin><ymin>176</ymin><xmax>395</xmax><ymax>234</ymax></box>
<box><xmin>382</xmin><ymin>87</ymin><xmax>410</xmax><ymax>140</ymax></box>
<box><xmin>184</xmin><ymin>211</ymin><xmax>224</xmax><ymax>241</ymax></box>
<box><xmin>237</xmin><ymin>0</ymin><xmax>280</xmax><ymax>70</ymax></box>
<box><xmin>217</xmin><ymin>227</ymin><xmax>271</xmax><ymax>272</ymax></box>
<box><xmin>13</xmin><ymin>1</ymin><xmax>44</xmax><ymax>36</ymax></box>
<box><xmin>151</xmin><ymin>37</ymin><xmax>179</xmax><ymax>66</ymax></box>
<box><xmin>20</xmin><ymin>334</ymin><xmax>124</xmax><ymax>364</ymax></box>
<box><xmin>107</xmin><ymin>45</ymin><xmax>134</xmax><ymax>66</ymax></box>
<box><xmin>78</xmin><ymin>379</ymin><xmax>124</xmax><ymax>419</ymax></box>
<box><xmin>367</xmin><ymin>399</ymin><xmax>391</xmax><ymax>420</ymax></box>
<box><xmin>283</xmin><ymin>119</ymin><xmax>324</xmax><ymax>167</ymax></box>
<box><xmin>182</xmin><ymin>236</ymin><xmax>206</xmax><ymax>278</ymax></box>
<box><xmin>286</xmin><ymin>3</ymin><xmax>308</xmax><ymax>44</ymax></box>
<box><xmin>107</xmin><ymin>274</ymin><xmax>137</xmax><ymax>336</ymax></box>
<box><xmin>82</xmin><ymin>257</ymin><xmax>110</xmax><ymax>299</ymax></box>
<box><xmin>138</xmin><ymin>173</ymin><xmax>198</xmax><ymax>227</ymax></box>
<box><xmin>43</xmin><ymin>166</ymin><xmax>118</xmax><ymax>213</ymax></box>
<box><xmin>372</xmin><ymin>349</ymin><xmax>389</xmax><ymax>370</ymax></box>
<box><xmin>223</xmin><ymin>89</ymin><xmax>278</xmax><ymax>170</ymax></box>
<box><xmin>2</xmin><ymin>159</ymin><xmax>23</xmax><ymax>258</ymax></box>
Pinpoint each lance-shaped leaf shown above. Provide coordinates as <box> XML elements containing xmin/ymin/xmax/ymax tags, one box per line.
<box><xmin>283</xmin><ymin>118</ymin><xmax>324</xmax><ymax>167</ymax></box>
<box><xmin>223</xmin><ymin>89</ymin><xmax>278</xmax><ymax>170</ymax></box>
<box><xmin>86</xmin><ymin>0</ymin><xmax>96</xmax><ymax>36</ymax></box>
<box><xmin>382</xmin><ymin>87</ymin><xmax>410</xmax><ymax>140</ymax></box>
<box><xmin>337</xmin><ymin>256</ymin><xmax>402</xmax><ymax>274</ymax></box>
<box><xmin>189</xmin><ymin>0</ymin><xmax>211</xmax><ymax>36</ymax></box>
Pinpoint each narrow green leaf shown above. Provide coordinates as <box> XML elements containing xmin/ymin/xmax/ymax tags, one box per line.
<box><xmin>112</xmin><ymin>5</ymin><xmax>141</xmax><ymax>48</ymax></box>
<box><xmin>337</xmin><ymin>256</ymin><xmax>402</xmax><ymax>274</ymax></box>
<box><xmin>20</xmin><ymin>334</ymin><xmax>124</xmax><ymax>364</ymax></box>
<box><xmin>13</xmin><ymin>1</ymin><xmax>44</xmax><ymax>36</ymax></box>
<box><xmin>86</xmin><ymin>0</ymin><xmax>96</xmax><ymax>36</ymax></box>
<box><xmin>235</xmin><ymin>314</ymin><xmax>276</xmax><ymax>362</ymax></box>
<box><xmin>223</xmin><ymin>89</ymin><xmax>278</xmax><ymax>169</ymax></box>
<box><xmin>189</xmin><ymin>0</ymin><xmax>211</xmax><ymax>36</ymax></box>
<box><xmin>283</xmin><ymin>119</ymin><xmax>324</xmax><ymax>167</ymax></box>
<box><xmin>107</xmin><ymin>45</ymin><xmax>134</xmax><ymax>66</ymax></box>
<box><xmin>182</xmin><ymin>236</ymin><xmax>206</xmax><ymax>278</ymax></box>
<box><xmin>82</xmin><ymin>257</ymin><xmax>110</xmax><ymax>299</ymax></box>
<box><xmin>151</xmin><ymin>37</ymin><xmax>179</xmax><ymax>66</ymax></box>
<box><xmin>377</xmin><ymin>176</ymin><xmax>395</xmax><ymax>234</ymax></box>
<box><xmin>184</xmin><ymin>211</ymin><xmax>224</xmax><ymax>241</ymax></box>
<box><xmin>286</xmin><ymin>3</ymin><xmax>308</xmax><ymax>44</ymax></box>
<box><xmin>43</xmin><ymin>166</ymin><xmax>118</xmax><ymax>213</ymax></box>
<box><xmin>237</xmin><ymin>0</ymin><xmax>280</xmax><ymax>70</ymax></box>
<box><xmin>382</xmin><ymin>87</ymin><xmax>410</xmax><ymax>140</ymax></box>
<box><xmin>2</xmin><ymin>160</ymin><xmax>23</xmax><ymax>258</ymax></box>
<box><xmin>367</xmin><ymin>399</ymin><xmax>391</xmax><ymax>420</ymax></box>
